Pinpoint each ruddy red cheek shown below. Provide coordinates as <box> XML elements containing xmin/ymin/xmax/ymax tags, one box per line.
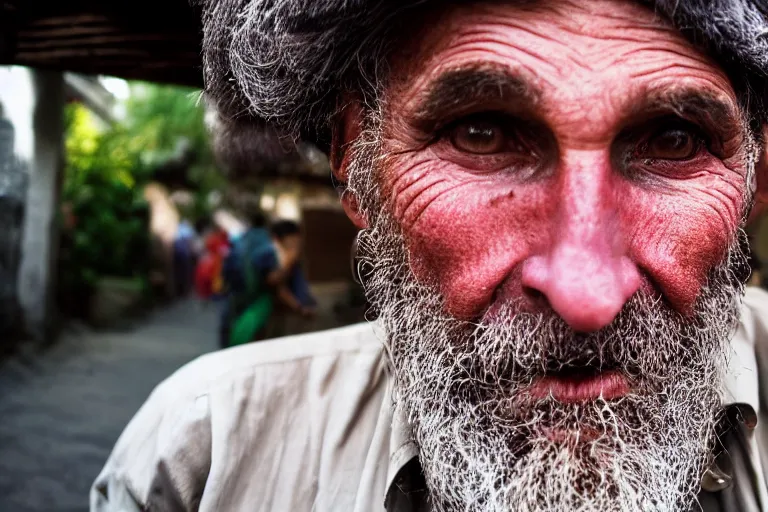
<box><xmin>625</xmin><ymin>196</ymin><xmax>738</xmax><ymax>314</ymax></box>
<box><xmin>394</xmin><ymin>171</ymin><xmax>546</xmax><ymax>320</ymax></box>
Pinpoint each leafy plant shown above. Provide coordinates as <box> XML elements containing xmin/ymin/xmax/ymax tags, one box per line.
<box><xmin>58</xmin><ymin>81</ymin><xmax>221</xmax><ymax>318</ymax></box>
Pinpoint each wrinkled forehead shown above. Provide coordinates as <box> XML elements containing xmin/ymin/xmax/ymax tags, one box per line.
<box><xmin>384</xmin><ymin>0</ymin><xmax>741</xmax><ymax>128</ymax></box>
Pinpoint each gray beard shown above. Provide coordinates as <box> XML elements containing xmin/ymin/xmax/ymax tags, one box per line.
<box><xmin>345</xmin><ymin>123</ymin><xmax>748</xmax><ymax>512</ymax></box>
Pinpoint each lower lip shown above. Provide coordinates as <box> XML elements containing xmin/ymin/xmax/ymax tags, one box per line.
<box><xmin>526</xmin><ymin>370</ymin><xmax>630</xmax><ymax>403</ymax></box>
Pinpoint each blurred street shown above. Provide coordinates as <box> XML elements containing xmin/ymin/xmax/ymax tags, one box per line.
<box><xmin>0</xmin><ymin>58</ymin><xmax>363</xmax><ymax>512</ymax></box>
<box><xmin>0</xmin><ymin>300</ymin><xmax>218</xmax><ymax>512</ymax></box>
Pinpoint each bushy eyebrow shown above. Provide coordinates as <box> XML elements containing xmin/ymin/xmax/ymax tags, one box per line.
<box><xmin>409</xmin><ymin>65</ymin><xmax>540</xmax><ymax>132</ymax></box>
<box><xmin>646</xmin><ymin>89</ymin><xmax>745</xmax><ymax>134</ymax></box>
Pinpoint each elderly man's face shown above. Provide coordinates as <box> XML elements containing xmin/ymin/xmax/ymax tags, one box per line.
<box><xmin>335</xmin><ymin>0</ymin><xmax>756</xmax><ymax>510</ymax></box>
<box><xmin>381</xmin><ymin>0</ymin><xmax>749</xmax><ymax>327</ymax></box>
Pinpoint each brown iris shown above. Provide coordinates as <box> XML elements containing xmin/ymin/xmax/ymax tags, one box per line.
<box><xmin>643</xmin><ymin>128</ymin><xmax>700</xmax><ymax>160</ymax></box>
<box><xmin>450</xmin><ymin>121</ymin><xmax>506</xmax><ymax>154</ymax></box>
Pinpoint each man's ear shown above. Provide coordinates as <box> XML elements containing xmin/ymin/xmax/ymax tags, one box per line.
<box><xmin>748</xmin><ymin>124</ymin><xmax>768</xmax><ymax>226</ymax></box>
<box><xmin>331</xmin><ymin>96</ymin><xmax>368</xmax><ymax>229</ymax></box>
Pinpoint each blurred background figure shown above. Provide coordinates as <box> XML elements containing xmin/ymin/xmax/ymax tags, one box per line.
<box><xmin>194</xmin><ymin>219</ymin><xmax>231</xmax><ymax>305</ymax></box>
<box><xmin>267</xmin><ymin>220</ymin><xmax>317</xmax><ymax>337</ymax></box>
<box><xmin>172</xmin><ymin>217</ymin><xmax>199</xmax><ymax>298</ymax></box>
<box><xmin>219</xmin><ymin>217</ymin><xmax>316</xmax><ymax>348</ymax></box>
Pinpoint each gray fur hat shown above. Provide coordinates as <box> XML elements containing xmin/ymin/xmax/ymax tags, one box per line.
<box><xmin>196</xmin><ymin>0</ymin><xmax>768</xmax><ymax>156</ymax></box>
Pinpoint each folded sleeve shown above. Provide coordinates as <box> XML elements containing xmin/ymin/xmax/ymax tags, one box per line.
<box><xmin>90</xmin><ymin>377</ymin><xmax>213</xmax><ymax>512</ymax></box>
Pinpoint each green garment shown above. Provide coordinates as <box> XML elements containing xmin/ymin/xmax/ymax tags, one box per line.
<box><xmin>227</xmin><ymin>229</ymin><xmax>276</xmax><ymax>346</ymax></box>
<box><xmin>229</xmin><ymin>293</ymin><xmax>273</xmax><ymax>346</ymax></box>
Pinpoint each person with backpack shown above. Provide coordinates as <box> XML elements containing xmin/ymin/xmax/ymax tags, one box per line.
<box><xmin>219</xmin><ymin>218</ymin><xmax>315</xmax><ymax>348</ymax></box>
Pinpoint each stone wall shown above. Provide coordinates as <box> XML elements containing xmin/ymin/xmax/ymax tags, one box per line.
<box><xmin>0</xmin><ymin>66</ymin><xmax>64</xmax><ymax>343</ymax></box>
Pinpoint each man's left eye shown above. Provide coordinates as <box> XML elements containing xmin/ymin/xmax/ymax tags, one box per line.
<box><xmin>640</xmin><ymin>128</ymin><xmax>703</xmax><ymax>161</ymax></box>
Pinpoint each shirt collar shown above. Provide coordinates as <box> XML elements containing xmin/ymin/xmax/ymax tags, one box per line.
<box><xmin>384</xmin><ymin>394</ymin><xmax>424</xmax><ymax>511</ymax></box>
<box><xmin>385</xmin><ymin>375</ymin><xmax>420</xmax><ymax>497</ymax></box>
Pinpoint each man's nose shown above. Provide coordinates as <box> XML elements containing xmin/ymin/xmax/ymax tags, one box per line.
<box><xmin>521</xmin><ymin>160</ymin><xmax>641</xmax><ymax>333</ymax></box>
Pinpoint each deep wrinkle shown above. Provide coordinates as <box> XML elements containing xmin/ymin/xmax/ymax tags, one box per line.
<box><xmin>376</xmin><ymin>0</ymin><xmax>750</xmax><ymax>330</ymax></box>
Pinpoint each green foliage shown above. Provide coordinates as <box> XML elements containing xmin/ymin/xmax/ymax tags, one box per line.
<box><xmin>123</xmin><ymin>82</ymin><xmax>225</xmax><ymax>213</ymax></box>
<box><xmin>59</xmin><ymin>103</ymin><xmax>150</xmax><ymax>317</ymax></box>
<box><xmin>58</xmin><ymin>80</ymin><xmax>221</xmax><ymax>316</ymax></box>
<box><xmin>125</xmin><ymin>83</ymin><xmax>211</xmax><ymax>163</ymax></box>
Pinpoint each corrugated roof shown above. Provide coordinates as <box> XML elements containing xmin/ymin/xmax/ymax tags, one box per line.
<box><xmin>0</xmin><ymin>0</ymin><xmax>203</xmax><ymax>87</ymax></box>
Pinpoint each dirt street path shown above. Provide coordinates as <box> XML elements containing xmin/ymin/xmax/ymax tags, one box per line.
<box><xmin>0</xmin><ymin>299</ymin><xmax>219</xmax><ymax>512</ymax></box>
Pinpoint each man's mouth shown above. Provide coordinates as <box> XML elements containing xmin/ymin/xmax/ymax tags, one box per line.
<box><xmin>526</xmin><ymin>369</ymin><xmax>630</xmax><ymax>403</ymax></box>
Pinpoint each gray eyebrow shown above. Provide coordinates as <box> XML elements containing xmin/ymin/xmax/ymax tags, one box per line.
<box><xmin>410</xmin><ymin>65</ymin><xmax>540</xmax><ymax>132</ymax></box>
<box><xmin>643</xmin><ymin>89</ymin><xmax>742</xmax><ymax>136</ymax></box>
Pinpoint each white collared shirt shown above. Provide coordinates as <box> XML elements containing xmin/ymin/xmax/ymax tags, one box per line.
<box><xmin>91</xmin><ymin>287</ymin><xmax>768</xmax><ymax>512</ymax></box>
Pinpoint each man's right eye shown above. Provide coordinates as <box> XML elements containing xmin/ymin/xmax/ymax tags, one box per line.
<box><xmin>449</xmin><ymin>120</ymin><xmax>506</xmax><ymax>154</ymax></box>
<box><xmin>435</xmin><ymin>113</ymin><xmax>549</xmax><ymax>174</ymax></box>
